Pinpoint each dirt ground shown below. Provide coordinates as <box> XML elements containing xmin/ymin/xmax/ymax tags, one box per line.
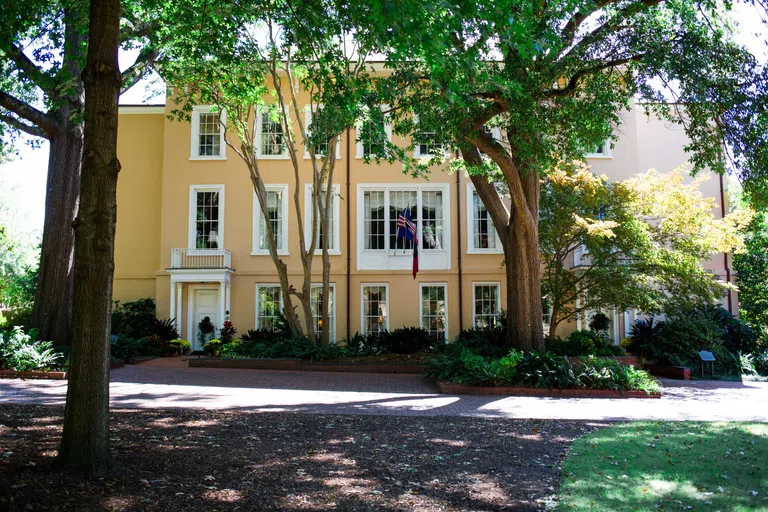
<box><xmin>0</xmin><ymin>404</ymin><xmax>605</xmax><ymax>511</ymax></box>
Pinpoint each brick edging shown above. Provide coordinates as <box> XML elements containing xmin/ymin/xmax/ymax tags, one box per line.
<box><xmin>188</xmin><ymin>357</ymin><xmax>425</xmax><ymax>374</ymax></box>
<box><xmin>0</xmin><ymin>369</ymin><xmax>68</xmax><ymax>380</ymax></box>
<box><xmin>644</xmin><ymin>365</ymin><xmax>691</xmax><ymax>380</ymax></box>
<box><xmin>436</xmin><ymin>381</ymin><xmax>661</xmax><ymax>398</ymax></box>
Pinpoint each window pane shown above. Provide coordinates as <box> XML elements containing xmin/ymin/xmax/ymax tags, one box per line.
<box><xmin>198</xmin><ymin>112</ymin><xmax>221</xmax><ymax>156</ymax></box>
<box><xmin>415</xmin><ymin>128</ymin><xmax>439</xmax><ymax>156</ymax></box>
<box><xmin>421</xmin><ymin>285</ymin><xmax>446</xmax><ymax>342</ymax></box>
<box><xmin>473</xmin><ymin>191</ymin><xmax>497</xmax><ymax>250</ymax></box>
<box><xmin>257</xmin><ymin>285</ymin><xmax>282</xmax><ymax>330</ymax></box>
<box><xmin>364</xmin><ymin>191</ymin><xmax>385</xmax><ymax>250</ymax></box>
<box><xmin>309</xmin><ymin>107</ymin><xmax>331</xmax><ymax>157</ymax></box>
<box><xmin>310</xmin><ymin>189</ymin><xmax>335</xmax><ymax>251</ymax></box>
<box><xmin>474</xmin><ymin>285</ymin><xmax>499</xmax><ymax>328</ymax></box>
<box><xmin>260</xmin><ymin>112</ymin><xmax>286</xmax><ymax>155</ymax></box>
<box><xmin>421</xmin><ymin>190</ymin><xmax>443</xmax><ymax>250</ymax></box>
<box><xmin>359</xmin><ymin>114</ymin><xmax>387</xmax><ymax>157</ymax></box>
<box><xmin>389</xmin><ymin>190</ymin><xmax>418</xmax><ymax>251</ymax></box>
<box><xmin>311</xmin><ymin>285</ymin><xmax>336</xmax><ymax>342</ymax></box>
<box><xmin>259</xmin><ymin>189</ymin><xmax>283</xmax><ymax>251</ymax></box>
<box><xmin>362</xmin><ymin>285</ymin><xmax>387</xmax><ymax>335</ymax></box>
<box><xmin>195</xmin><ymin>191</ymin><xmax>219</xmax><ymax>249</ymax></box>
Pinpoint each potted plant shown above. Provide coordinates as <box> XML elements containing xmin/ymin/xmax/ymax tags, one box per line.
<box><xmin>204</xmin><ymin>339</ymin><xmax>223</xmax><ymax>357</ymax></box>
<box><xmin>169</xmin><ymin>339</ymin><xmax>191</xmax><ymax>356</ymax></box>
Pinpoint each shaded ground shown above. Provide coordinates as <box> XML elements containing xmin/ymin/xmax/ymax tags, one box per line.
<box><xmin>557</xmin><ymin>422</ymin><xmax>768</xmax><ymax>511</ymax></box>
<box><xmin>0</xmin><ymin>405</ymin><xmax>604</xmax><ymax>511</ymax></box>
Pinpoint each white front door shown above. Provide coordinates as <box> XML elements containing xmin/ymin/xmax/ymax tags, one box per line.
<box><xmin>192</xmin><ymin>288</ymin><xmax>219</xmax><ymax>351</ymax></box>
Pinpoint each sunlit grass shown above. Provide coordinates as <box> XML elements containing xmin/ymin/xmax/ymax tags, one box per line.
<box><xmin>557</xmin><ymin>422</ymin><xmax>768</xmax><ymax>511</ymax></box>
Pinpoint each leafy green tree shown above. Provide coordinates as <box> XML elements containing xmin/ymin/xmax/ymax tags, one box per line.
<box><xmin>734</xmin><ymin>212</ymin><xmax>768</xmax><ymax>337</ymax></box>
<box><xmin>541</xmin><ymin>165</ymin><xmax>752</xmax><ymax>339</ymax></box>
<box><xmin>351</xmin><ymin>0</ymin><xmax>768</xmax><ymax>352</ymax></box>
<box><xmin>155</xmin><ymin>0</ymin><xmax>376</xmax><ymax>343</ymax></box>
<box><xmin>0</xmin><ymin>0</ymin><xmax>160</xmax><ymax>344</ymax></box>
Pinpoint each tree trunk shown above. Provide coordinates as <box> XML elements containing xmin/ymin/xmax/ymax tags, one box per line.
<box><xmin>31</xmin><ymin>121</ymin><xmax>82</xmax><ymax>345</ymax></box>
<box><xmin>56</xmin><ymin>0</ymin><xmax>122</xmax><ymax>475</ymax></box>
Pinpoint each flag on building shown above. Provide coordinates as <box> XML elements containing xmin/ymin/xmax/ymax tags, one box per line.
<box><xmin>397</xmin><ymin>206</ymin><xmax>419</xmax><ymax>279</ymax></box>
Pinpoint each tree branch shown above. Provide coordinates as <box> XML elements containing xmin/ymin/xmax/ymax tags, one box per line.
<box><xmin>0</xmin><ymin>90</ymin><xmax>55</xmax><ymax>136</ymax></box>
<box><xmin>0</xmin><ymin>112</ymin><xmax>48</xmax><ymax>138</ymax></box>
<box><xmin>120</xmin><ymin>45</ymin><xmax>160</xmax><ymax>94</ymax></box>
<box><xmin>2</xmin><ymin>42</ymin><xmax>58</xmax><ymax>97</ymax></box>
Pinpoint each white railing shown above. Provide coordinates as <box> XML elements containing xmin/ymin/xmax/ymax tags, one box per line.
<box><xmin>170</xmin><ymin>248</ymin><xmax>232</xmax><ymax>269</ymax></box>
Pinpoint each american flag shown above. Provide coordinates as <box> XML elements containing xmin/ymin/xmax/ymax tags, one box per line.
<box><xmin>396</xmin><ymin>207</ymin><xmax>419</xmax><ymax>279</ymax></box>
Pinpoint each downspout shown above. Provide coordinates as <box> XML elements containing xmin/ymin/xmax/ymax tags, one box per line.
<box><xmin>719</xmin><ymin>174</ymin><xmax>733</xmax><ymax>314</ymax></box>
<box><xmin>346</xmin><ymin>128</ymin><xmax>352</xmax><ymax>338</ymax></box>
<box><xmin>456</xmin><ymin>152</ymin><xmax>464</xmax><ymax>332</ymax></box>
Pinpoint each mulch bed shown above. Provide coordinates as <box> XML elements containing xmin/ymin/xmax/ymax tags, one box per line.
<box><xmin>0</xmin><ymin>404</ymin><xmax>605</xmax><ymax>511</ymax></box>
<box><xmin>437</xmin><ymin>382</ymin><xmax>661</xmax><ymax>398</ymax></box>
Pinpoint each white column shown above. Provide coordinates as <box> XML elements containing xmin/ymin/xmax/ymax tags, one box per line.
<box><xmin>175</xmin><ymin>283</ymin><xmax>183</xmax><ymax>337</ymax></box>
<box><xmin>169</xmin><ymin>280</ymin><xmax>176</xmax><ymax>328</ymax></box>
<box><xmin>219</xmin><ymin>281</ymin><xmax>226</xmax><ymax>326</ymax></box>
<box><xmin>225</xmin><ymin>282</ymin><xmax>231</xmax><ymax>321</ymax></box>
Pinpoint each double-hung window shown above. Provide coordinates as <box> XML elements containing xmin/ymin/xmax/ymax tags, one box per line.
<box><xmin>256</xmin><ymin>106</ymin><xmax>289</xmax><ymax>158</ymax></box>
<box><xmin>356</xmin><ymin>105</ymin><xmax>391</xmax><ymax>158</ymax></box>
<box><xmin>413</xmin><ymin>116</ymin><xmax>443</xmax><ymax>158</ymax></box>
<box><xmin>585</xmin><ymin>140</ymin><xmax>612</xmax><ymax>158</ymax></box>
<box><xmin>189</xmin><ymin>185</ymin><xmax>224</xmax><ymax>249</ymax></box>
<box><xmin>304</xmin><ymin>184</ymin><xmax>341</xmax><ymax>254</ymax></box>
<box><xmin>255</xmin><ymin>284</ymin><xmax>283</xmax><ymax>330</ymax></box>
<box><xmin>304</xmin><ymin>105</ymin><xmax>341</xmax><ymax>159</ymax></box>
<box><xmin>190</xmin><ymin>106</ymin><xmax>226</xmax><ymax>160</ymax></box>
<box><xmin>466</xmin><ymin>184</ymin><xmax>502</xmax><ymax>254</ymax></box>
<box><xmin>473</xmin><ymin>282</ymin><xmax>501</xmax><ymax>328</ymax></box>
<box><xmin>361</xmin><ymin>284</ymin><xmax>388</xmax><ymax>335</ymax></box>
<box><xmin>358</xmin><ymin>184</ymin><xmax>450</xmax><ymax>270</ymax></box>
<box><xmin>420</xmin><ymin>283</ymin><xmax>448</xmax><ymax>342</ymax></box>
<box><xmin>310</xmin><ymin>284</ymin><xmax>336</xmax><ymax>342</ymax></box>
<box><xmin>252</xmin><ymin>185</ymin><xmax>289</xmax><ymax>255</ymax></box>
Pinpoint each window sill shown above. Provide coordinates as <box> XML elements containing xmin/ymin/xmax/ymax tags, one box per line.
<box><xmin>467</xmin><ymin>248</ymin><xmax>504</xmax><ymax>255</ymax></box>
<box><xmin>251</xmin><ymin>250</ymin><xmax>289</xmax><ymax>256</ymax></box>
<box><xmin>304</xmin><ymin>154</ymin><xmax>342</xmax><ymax>160</ymax></box>
<box><xmin>189</xmin><ymin>155</ymin><xmax>227</xmax><ymax>161</ymax></box>
<box><xmin>584</xmin><ymin>154</ymin><xmax>613</xmax><ymax>160</ymax></box>
<box><xmin>256</xmin><ymin>154</ymin><xmax>290</xmax><ymax>160</ymax></box>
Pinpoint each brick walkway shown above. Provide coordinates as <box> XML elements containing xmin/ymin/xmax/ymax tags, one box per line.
<box><xmin>1</xmin><ymin>358</ymin><xmax>767</xmax><ymax>421</ymax></box>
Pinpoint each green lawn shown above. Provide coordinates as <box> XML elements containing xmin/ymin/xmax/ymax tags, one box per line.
<box><xmin>557</xmin><ymin>422</ymin><xmax>768</xmax><ymax>511</ymax></box>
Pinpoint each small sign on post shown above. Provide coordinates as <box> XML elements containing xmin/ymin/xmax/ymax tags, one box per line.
<box><xmin>699</xmin><ymin>350</ymin><xmax>716</xmax><ymax>377</ymax></box>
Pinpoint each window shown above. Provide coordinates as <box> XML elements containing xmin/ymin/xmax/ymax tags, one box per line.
<box><xmin>190</xmin><ymin>106</ymin><xmax>226</xmax><ymax>160</ymax></box>
<box><xmin>255</xmin><ymin>285</ymin><xmax>283</xmax><ymax>330</ymax></box>
<box><xmin>304</xmin><ymin>184</ymin><xmax>341</xmax><ymax>254</ymax></box>
<box><xmin>188</xmin><ymin>185</ymin><xmax>224</xmax><ymax>250</ymax></box>
<box><xmin>413</xmin><ymin>116</ymin><xmax>444</xmax><ymax>158</ymax></box>
<box><xmin>304</xmin><ymin>105</ymin><xmax>341</xmax><ymax>159</ymax></box>
<box><xmin>420</xmin><ymin>284</ymin><xmax>447</xmax><ymax>342</ymax></box>
<box><xmin>256</xmin><ymin>107</ymin><xmax>289</xmax><ymax>158</ymax></box>
<box><xmin>356</xmin><ymin>106</ymin><xmax>391</xmax><ymax>158</ymax></box>
<box><xmin>358</xmin><ymin>184</ymin><xmax>450</xmax><ymax>270</ymax></box>
<box><xmin>252</xmin><ymin>185</ymin><xmax>289</xmax><ymax>255</ymax></box>
<box><xmin>473</xmin><ymin>283</ymin><xmax>501</xmax><ymax>328</ymax></box>
<box><xmin>585</xmin><ymin>140</ymin><xmax>612</xmax><ymax>158</ymax></box>
<box><xmin>311</xmin><ymin>284</ymin><xmax>336</xmax><ymax>342</ymax></box>
<box><xmin>361</xmin><ymin>284</ymin><xmax>388</xmax><ymax>335</ymax></box>
<box><xmin>467</xmin><ymin>185</ymin><xmax>501</xmax><ymax>254</ymax></box>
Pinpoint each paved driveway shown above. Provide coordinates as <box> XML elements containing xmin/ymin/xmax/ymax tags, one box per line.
<box><xmin>1</xmin><ymin>361</ymin><xmax>767</xmax><ymax>421</ymax></box>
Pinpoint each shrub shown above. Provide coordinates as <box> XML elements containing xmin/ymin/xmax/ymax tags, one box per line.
<box><xmin>111</xmin><ymin>336</ymin><xmax>143</xmax><ymax>360</ymax></box>
<box><xmin>152</xmin><ymin>318</ymin><xmax>179</xmax><ymax>342</ymax></box>
<box><xmin>219</xmin><ymin>321</ymin><xmax>237</xmax><ymax>343</ymax></box>
<box><xmin>169</xmin><ymin>339</ymin><xmax>191</xmax><ymax>354</ymax></box>
<box><xmin>448</xmin><ymin>326</ymin><xmax>511</xmax><ymax>358</ymax></box>
<box><xmin>376</xmin><ymin>326</ymin><xmax>434</xmax><ymax>354</ymax></box>
<box><xmin>111</xmin><ymin>298</ymin><xmax>156</xmax><ymax>339</ymax></box>
<box><xmin>627</xmin><ymin>318</ymin><xmax>665</xmax><ymax>355</ymax></box>
<box><xmin>0</xmin><ymin>327</ymin><xmax>63</xmax><ymax>372</ymax></box>
<box><xmin>547</xmin><ymin>330</ymin><xmax>624</xmax><ymax>357</ymax></box>
<box><xmin>695</xmin><ymin>305</ymin><xmax>760</xmax><ymax>354</ymax></box>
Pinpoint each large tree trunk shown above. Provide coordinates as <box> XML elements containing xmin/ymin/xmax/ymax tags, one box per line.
<box><xmin>56</xmin><ymin>0</ymin><xmax>121</xmax><ymax>475</ymax></box>
<box><xmin>31</xmin><ymin>119</ymin><xmax>82</xmax><ymax>345</ymax></box>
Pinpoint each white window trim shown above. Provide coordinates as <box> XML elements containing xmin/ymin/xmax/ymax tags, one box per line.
<box><xmin>255</xmin><ymin>105</ymin><xmax>291</xmax><ymax>160</ymax></box>
<box><xmin>356</xmin><ymin>183</ymin><xmax>451</xmax><ymax>271</ymax></box>
<box><xmin>466</xmin><ymin>184</ymin><xmax>503</xmax><ymax>254</ymax></box>
<box><xmin>311</xmin><ymin>282</ymin><xmax>337</xmax><ymax>343</ymax></box>
<box><xmin>472</xmin><ymin>282</ymin><xmax>501</xmax><ymax>328</ymax></box>
<box><xmin>303</xmin><ymin>183</ymin><xmax>341</xmax><ymax>255</ymax></box>
<box><xmin>413</xmin><ymin>115</ymin><xmax>450</xmax><ymax>159</ymax></box>
<box><xmin>190</xmin><ymin>105</ymin><xmax>227</xmax><ymax>160</ymax></box>
<box><xmin>188</xmin><ymin>184</ymin><xmax>225</xmax><ymax>251</ymax></box>
<box><xmin>252</xmin><ymin>184</ymin><xmax>289</xmax><ymax>256</ymax></box>
<box><xmin>585</xmin><ymin>140</ymin><xmax>613</xmax><ymax>159</ymax></box>
<box><xmin>355</xmin><ymin>104</ymin><xmax>392</xmax><ymax>159</ymax></box>
<box><xmin>419</xmin><ymin>282</ymin><xmax>449</xmax><ymax>341</ymax></box>
<box><xmin>360</xmin><ymin>283</ymin><xmax>390</xmax><ymax>335</ymax></box>
<box><xmin>255</xmin><ymin>284</ymin><xmax>284</xmax><ymax>330</ymax></box>
<box><xmin>304</xmin><ymin>105</ymin><xmax>342</xmax><ymax>160</ymax></box>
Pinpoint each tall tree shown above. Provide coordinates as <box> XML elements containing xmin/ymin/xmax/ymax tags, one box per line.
<box><xmin>734</xmin><ymin>212</ymin><xmax>768</xmax><ymax>337</ymax></box>
<box><xmin>55</xmin><ymin>0</ymin><xmax>122</xmax><ymax>474</ymax></box>
<box><xmin>0</xmin><ymin>0</ymin><xmax>159</xmax><ymax>344</ymax></box>
<box><xmin>159</xmin><ymin>0</ymin><xmax>376</xmax><ymax>343</ymax></box>
<box><xmin>540</xmin><ymin>165</ymin><xmax>752</xmax><ymax>339</ymax></box>
<box><xmin>352</xmin><ymin>0</ymin><xmax>768</xmax><ymax>351</ymax></box>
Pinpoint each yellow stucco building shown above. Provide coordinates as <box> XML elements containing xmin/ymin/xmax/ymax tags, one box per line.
<box><xmin>113</xmin><ymin>100</ymin><xmax>735</xmax><ymax>350</ymax></box>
